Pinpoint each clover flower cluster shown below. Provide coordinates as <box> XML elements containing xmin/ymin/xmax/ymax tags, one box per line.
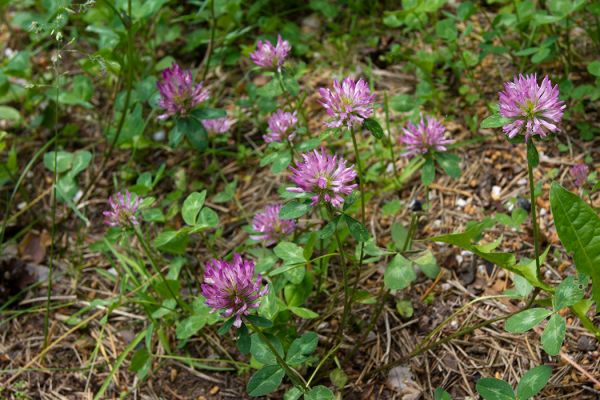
<box><xmin>399</xmin><ymin>115</ymin><xmax>453</xmax><ymax>158</ymax></box>
<box><xmin>288</xmin><ymin>148</ymin><xmax>358</xmax><ymax>208</ymax></box>
<box><xmin>264</xmin><ymin>109</ymin><xmax>298</xmax><ymax>143</ymax></box>
<box><xmin>201</xmin><ymin>254</ymin><xmax>268</xmax><ymax>328</ymax></box>
<box><xmin>570</xmin><ymin>163</ymin><xmax>589</xmax><ymax>187</ymax></box>
<box><xmin>498</xmin><ymin>74</ymin><xmax>565</xmax><ymax>141</ymax></box>
<box><xmin>250</xmin><ymin>34</ymin><xmax>291</xmax><ymax>70</ymax></box>
<box><xmin>157</xmin><ymin>63</ymin><xmax>209</xmax><ymax>120</ymax></box>
<box><xmin>203</xmin><ymin>117</ymin><xmax>234</xmax><ymax>135</ymax></box>
<box><xmin>251</xmin><ymin>204</ymin><xmax>296</xmax><ymax>246</ymax></box>
<box><xmin>318</xmin><ymin>77</ymin><xmax>376</xmax><ymax>129</ymax></box>
<box><xmin>103</xmin><ymin>191</ymin><xmax>141</xmax><ymax>227</ymax></box>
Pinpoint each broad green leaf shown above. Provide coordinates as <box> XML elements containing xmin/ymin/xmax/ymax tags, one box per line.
<box><xmin>363</xmin><ymin>117</ymin><xmax>385</xmax><ymax>139</ymax></box>
<box><xmin>436</xmin><ymin>152</ymin><xmax>461</xmax><ymax>178</ymax></box>
<box><xmin>43</xmin><ymin>151</ymin><xmax>73</xmax><ymax>174</ymax></box>
<box><xmin>413</xmin><ymin>250</ymin><xmax>439</xmax><ymax>279</ymax></box>
<box><xmin>68</xmin><ymin>150</ymin><xmax>92</xmax><ymax>176</ymax></box>
<box><xmin>274</xmin><ymin>241</ymin><xmax>306</xmax><ymax>265</ymax></box>
<box><xmin>541</xmin><ymin>314</ymin><xmax>566</xmax><ymax>356</ymax></box>
<box><xmin>588</xmin><ymin>60</ymin><xmax>600</xmax><ymax>77</ymax></box>
<box><xmin>289</xmin><ymin>306</ymin><xmax>318</xmax><ymax>319</ymax></box>
<box><xmin>476</xmin><ymin>378</ymin><xmax>515</xmax><ymax>400</ymax></box>
<box><xmin>343</xmin><ymin>214</ymin><xmax>369</xmax><ymax>242</ymax></box>
<box><xmin>553</xmin><ymin>276</ymin><xmax>585</xmax><ymax>310</ymax></box>
<box><xmin>550</xmin><ymin>182</ymin><xmax>600</xmax><ymax>303</ymax></box>
<box><xmin>434</xmin><ymin>387</ymin><xmax>452</xmax><ymax>400</ymax></box>
<box><xmin>191</xmin><ymin>108</ymin><xmax>227</xmax><ymax>120</ymax></box>
<box><xmin>304</xmin><ymin>386</ymin><xmax>334</xmax><ymax>400</ymax></box>
<box><xmin>391</xmin><ymin>222</ymin><xmax>409</xmax><ymax>251</ymax></box>
<box><xmin>329</xmin><ymin>368</ymin><xmax>348</xmax><ymax>389</ymax></box>
<box><xmin>250</xmin><ymin>333</ymin><xmax>284</xmax><ymax>365</ymax></box>
<box><xmin>176</xmin><ymin>314</ymin><xmax>207</xmax><ymax>340</ymax></box>
<box><xmin>196</xmin><ymin>207</ymin><xmax>219</xmax><ymax>228</ymax></box>
<box><xmin>516</xmin><ymin>365</ymin><xmax>552</xmax><ymax>399</ymax></box>
<box><xmin>436</xmin><ymin>18</ymin><xmax>458</xmax><ymax>41</ymax></box>
<box><xmin>0</xmin><ymin>105</ymin><xmax>22</xmax><ymax>125</ymax></box>
<box><xmin>247</xmin><ymin>365</ymin><xmax>284</xmax><ymax>397</ymax></box>
<box><xmin>280</xmin><ymin>200</ymin><xmax>312</xmax><ymax>219</ymax></box>
<box><xmin>421</xmin><ymin>157</ymin><xmax>435</xmax><ymax>186</ymax></box>
<box><xmin>384</xmin><ymin>254</ymin><xmax>416</xmax><ymax>290</ymax></box>
<box><xmin>153</xmin><ymin>229</ymin><xmax>189</xmax><ymax>254</ymax></box>
<box><xmin>504</xmin><ymin>308</ymin><xmax>551</xmax><ymax>333</ymax></box>
<box><xmin>129</xmin><ymin>347</ymin><xmax>150</xmax><ymax>377</ymax></box>
<box><xmin>284</xmin><ymin>387</ymin><xmax>303</xmax><ymax>400</ymax></box>
<box><xmin>286</xmin><ymin>332</ymin><xmax>318</xmax><ymax>365</ymax></box>
<box><xmin>481</xmin><ymin>114</ymin><xmax>511</xmax><ymax>129</ymax></box>
<box><xmin>184</xmin><ymin>118</ymin><xmax>209</xmax><ymax>151</ymax></box>
<box><xmin>182</xmin><ymin>191</ymin><xmax>207</xmax><ymax>225</ymax></box>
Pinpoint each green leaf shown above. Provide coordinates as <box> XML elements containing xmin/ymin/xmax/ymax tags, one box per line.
<box><xmin>436</xmin><ymin>152</ymin><xmax>461</xmax><ymax>178</ymax></box>
<box><xmin>391</xmin><ymin>222</ymin><xmax>409</xmax><ymax>251</ymax></box>
<box><xmin>550</xmin><ymin>182</ymin><xmax>600</xmax><ymax>303</ymax></box>
<box><xmin>0</xmin><ymin>106</ymin><xmax>22</xmax><ymax>125</ymax></box>
<box><xmin>526</xmin><ymin>140</ymin><xmax>539</xmax><ymax>168</ymax></box>
<box><xmin>68</xmin><ymin>151</ymin><xmax>92</xmax><ymax>177</ymax></box>
<box><xmin>289</xmin><ymin>306</ymin><xmax>318</xmax><ymax>319</ymax></box>
<box><xmin>247</xmin><ymin>365</ymin><xmax>285</xmax><ymax>397</ymax></box>
<box><xmin>481</xmin><ymin>114</ymin><xmax>511</xmax><ymax>129</ymax></box>
<box><xmin>516</xmin><ymin>365</ymin><xmax>552</xmax><ymax>399</ymax></box>
<box><xmin>181</xmin><ymin>191</ymin><xmax>207</xmax><ymax>225</ymax></box>
<box><xmin>504</xmin><ymin>308</ymin><xmax>551</xmax><ymax>333</ymax></box>
<box><xmin>343</xmin><ymin>214</ymin><xmax>369</xmax><ymax>242</ymax></box>
<box><xmin>541</xmin><ymin>314</ymin><xmax>566</xmax><ymax>356</ymax></box>
<box><xmin>553</xmin><ymin>276</ymin><xmax>585</xmax><ymax>310</ymax></box>
<box><xmin>382</xmin><ymin>199</ymin><xmax>402</xmax><ymax>216</ymax></box>
<box><xmin>274</xmin><ymin>241</ymin><xmax>306</xmax><ymax>265</ymax></box>
<box><xmin>588</xmin><ymin>60</ymin><xmax>600</xmax><ymax>77</ymax></box>
<box><xmin>436</xmin><ymin>18</ymin><xmax>458</xmax><ymax>41</ymax></box>
<box><xmin>196</xmin><ymin>207</ymin><xmax>219</xmax><ymax>228</ymax></box>
<box><xmin>250</xmin><ymin>333</ymin><xmax>284</xmax><ymax>365</ymax></box>
<box><xmin>284</xmin><ymin>387</ymin><xmax>303</xmax><ymax>400</ymax></box>
<box><xmin>129</xmin><ymin>347</ymin><xmax>150</xmax><ymax>375</ymax></box>
<box><xmin>329</xmin><ymin>368</ymin><xmax>348</xmax><ymax>389</ymax></box>
<box><xmin>43</xmin><ymin>151</ymin><xmax>73</xmax><ymax>174</ymax></box>
<box><xmin>191</xmin><ymin>108</ymin><xmax>227</xmax><ymax>120</ymax></box>
<box><xmin>413</xmin><ymin>250</ymin><xmax>439</xmax><ymax>279</ymax></box>
<box><xmin>421</xmin><ymin>157</ymin><xmax>435</xmax><ymax>186</ymax></box>
<box><xmin>434</xmin><ymin>387</ymin><xmax>452</xmax><ymax>400</ymax></box>
<box><xmin>384</xmin><ymin>254</ymin><xmax>416</xmax><ymax>290</ymax></box>
<box><xmin>212</xmin><ymin>180</ymin><xmax>237</xmax><ymax>203</ymax></box>
<box><xmin>395</xmin><ymin>299</ymin><xmax>414</xmax><ymax>318</ymax></box>
<box><xmin>286</xmin><ymin>332</ymin><xmax>318</xmax><ymax>365</ymax></box>
<box><xmin>476</xmin><ymin>378</ymin><xmax>515</xmax><ymax>400</ymax></box>
<box><xmin>176</xmin><ymin>314</ymin><xmax>207</xmax><ymax>340</ymax></box>
<box><xmin>185</xmin><ymin>118</ymin><xmax>209</xmax><ymax>151</ymax></box>
<box><xmin>246</xmin><ymin>315</ymin><xmax>273</xmax><ymax>328</ymax></box>
<box><xmin>153</xmin><ymin>229</ymin><xmax>189</xmax><ymax>254</ymax></box>
<box><xmin>237</xmin><ymin>325</ymin><xmax>251</xmax><ymax>354</ymax></box>
<box><xmin>280</xmin><ymin>200</ymin><xmax>312</xmax><ymax>219</ymax></box>
<box><xmin>304</xmin><ymin>386</ymin><xmax>334</xmax><ymax>400</ymax></box>
<box><xmin>363</xmin><ymin>117</ymin><xmax>385</xmax><ymax>139</ymax></box>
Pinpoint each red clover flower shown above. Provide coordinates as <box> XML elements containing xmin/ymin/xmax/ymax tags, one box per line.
<box><xmin>250</xmin><ymin>34</ymin><xmax>291</xmax><ymax>70</ymax></box>
<box><xmin>201</xmin><ymin>254</ymin><xmax>268</xmax><ymax>328</ymax></box>
<box><xmin>570</xmin><ymin>163</ymin><xmax>589</xmax><ymax>187</ymax></box>
<box><xmin>399</xmin><ymin>115</ymin><xmax>453</xmax><ymax>158</ymax></box>
<box><xmin>498</xmin><ymin>74</ymin><xmax>565</xmax><ymax>141</ymax></box>
<box><xmin>264</xmin><ymin>109</ymin><xmax>298</xmax><ymax>143</ymax></box>
<box><xmin>288</xmin><ymin>148</ymin><xmax>357</xmax><ymax>208</ymax></box>
<box><xmin>251</xmin><ymin>204</ymin><xmax>296</xmax><ymax>246</ymax></box>
<box><xmin>203</xmin><ymin>117</ymin><xmax>234</xmax><ymax>135</ymax></box>
<box><xmin>318</xmin><ymin>77</ymin><xmax>376</xmax><ymax>129</ymax></box>
<box><xmin>157</xmin><ymin>63</ymin><xmax>209</xmax><ymax>120</ymax></box>
<box><xmin>103</xmin><ymin>191</ymin><xmax>141</xmax><ymax>227</ymax></box>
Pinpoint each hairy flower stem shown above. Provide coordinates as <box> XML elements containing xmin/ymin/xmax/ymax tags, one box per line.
<box><xmin>347</xmin><ymin>213</ymin><xmax>418</xmax><ymax>361</ymax></box>
<box><xmin>383</xmin><ymin>92</ymin><xmax>399</xmax><ymax>181</ymax></box>
<box><xmin>246</xmin><ymin>321</ymin><xmax>308</xmax><ymax>391</ymax></box>
<box><xmin>133</xmin><ymin>227</ymin><xmax>191</xmax><ymax>314</ymax></box>
<box><xmin>527</xmin><ymin>159</ymin><xmax>542</xmax><ymax>280</ymax></box>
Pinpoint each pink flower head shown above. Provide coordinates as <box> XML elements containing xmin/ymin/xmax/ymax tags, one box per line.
<box><xmin>570</xmin><ymin>163</ymin><xmax>589</xmax><ymax>187</ymax></box>
<box><xmin>318</xmin><ymin>77</ymin><xmax>376</xmax><ymax>129</ymax></box>
<box><xmin>399</xmin><ymin>115</ymin><xmax>453</xmax><ymax>158</ymax></box>
<box><xmin>288</xmin><ymin>148</ymin><xmax>358</xmax><ymax>208</ymax></box>
<box><xmin>157</xmin><ymin>63</ymin><xmax>209</xmax><ymax>120</ymax></box>
<box><xmin>250</xmin><ymin>34</ymin><xmax>291</xmax><ymax>69</ymax></box>
<box><xmin>202</xmin><ymin>117</ymin><xmax>234</xmax><ymax>135</ymax></box>
<box><xmin>201</xmin><ymin>254</ymin><xmax>268</xmax><ymax>328</ymax></box>
<box><xmin>264</xmin><ymin>109</ymin><xmax>298</xmax><ymax>143</ymax></box>
<box><xmin>251</xmin><ymin>204</ymin><xmax>296</xmax><ymax>246</ymax></box>
<box><xmin>498</xmin><ymin>74</ymin><xmax>565</xmax><ymax>141</ymax></box>
<box><xmin>103</xmin><ymin>191</ymin><xmax>141</xmax><ymax>227</ymax></box>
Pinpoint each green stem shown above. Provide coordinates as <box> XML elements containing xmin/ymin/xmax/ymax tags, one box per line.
<box><xmin>325</xmin><ymin>206</ymin><xmax>350</xmax><ymax>338</ymax></box>
<box><xmin>246</xmin><ymin>321</ymin><xmax>308</xmax><ymax>391</ymax></box>
<box><xmin>527</xmin><ymin>159</ymin><xmax>542</xmax><ymax>280</ymax></box>
<box><xmin>133</xmin><ymin>227</ymin><xmax>191</xmax><ymax>314</ymax></box>
<box><xmin>383</xmin><ymin>92</ymin><xmax>399</xmax><ymax>181</ymax></box>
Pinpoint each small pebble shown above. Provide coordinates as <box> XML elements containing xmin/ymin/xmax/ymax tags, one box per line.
<box><xmin>491</xmin><ymin>185</ymin><xmax>502</xmax><ymax>200</ymax></box>
<box><xmin>153</xmin><ymin>130</ymin><xmax>166</xmax><ymax>141</ymax></box>
<box><xmin>456</xmin><ymin>198</ymin><xmax>467</xmax><ymax>207</ymax></box>
<box><xmin>517</xmin><ymin>178</ymin><xmax>527</xmax><ymax>186</ymax></box>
